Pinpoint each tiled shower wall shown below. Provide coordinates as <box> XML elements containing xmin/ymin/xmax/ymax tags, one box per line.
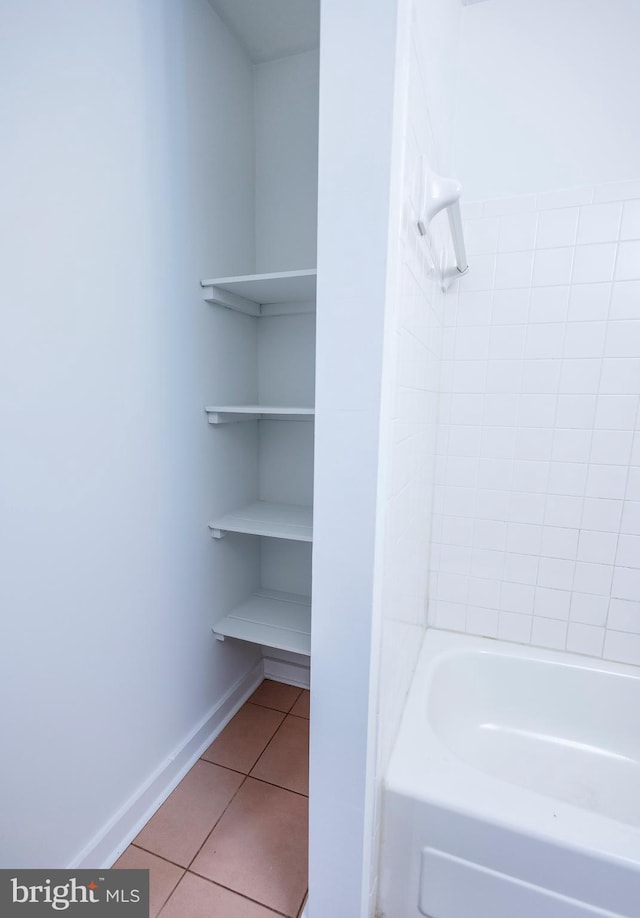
<box><xmin>430</xmin><ymin>180</ymin><xmax>640</xmax><ymax>666</ymax></box>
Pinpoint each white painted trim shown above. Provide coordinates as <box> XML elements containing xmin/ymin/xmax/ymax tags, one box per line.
<box><xmin>69</xmin><ymin>661</ymin><xmax>264</xmax><ymax>869</ymax></box>
<box><xmin>262</xmin><ymin>649</ymin><xmax>311</xmax><ymax>688</ymax></box>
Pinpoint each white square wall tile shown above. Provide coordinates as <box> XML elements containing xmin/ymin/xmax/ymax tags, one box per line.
<box><xmin>558</xmin><ymin>358</ymin><xmax>601</xmax><ymax>395</ymax></box>
<box><xmin>536</xmin><ymin>208</ymin><xmax>578</xmax><ymax>249</ymax></box>
<box><xmin>590</xmin><ymin>429</ymin><xmax>633</xmax><ymax>466</ymax></box>
<box><xmin>531</xmin><ymin>616</ymin><xmax>568</xmax><ymax>650</ymax></box>
<box><xmin>498</xmin><ymin>213</ymin><xmax>537</xmax><ymax>253</ymax></box>
<box><xmin>585</xmin><ymin>464</ymin><xmax>628</xmax><ymax>500</ymax></box>
<box><xmin>620</xmin><ymin>500</ymin><xmax>640</xmax><ymax>535</ymax></box>
<box><xmin>498</xmin><ymin>611</ymin><xmax>533</xmax><ymax>643</ymax></box>
<box><xmin>568</xmin><ymin>284</ymin><xmax>612</xmax><ymax>322</ymax></box>
<box><xmin>489</xmin><ymin>325</ymin><xmax>527</xmax><ymax>359</ymax></box>
<box><xmin>500</xmin><ymin>581</ymin><xmax>535</xmax><ymax>614</ymax></box>
<box><xmin>621</xmin><ymin>200</ymin><xmax>640</xmax><ymax>241</ymax></box>
<box><xmin>523</xmin><ymin>360</ymin><xmax>562</xmax><ymax>395</ymax></box>
<box><xmin>569</xmin><ymin>592</ymin><xmax>609</xmax><ymax>626</ymax></box>
<box><xmin>529</xmin><ymin>287</ymin><xmax>570</xmax><ymax>324</ymax></box>
<box><xmin>525</xmin><ymin>322</ymin><xmax>565</xmax><ymax>360</ymax></box>
<box><xmin>615</xmin><ymin>241</ymin><xmax>640</xmax><ymax>281</ymax></box>
<box><xmin>594</xmin><ymin>395</ymin><xmax>639</xmax><ymax>430</ymax></box>
<box><xmin>626</xmin><ymin>468</ymin><xmax>640</xmax><ymax>501</ymax></box>
<box><xmin>605</xmin><ymin>320</ymin><xmax>640</xmax><ymax>358</ymax></box>
<box><xmin>466</xmin><ymin>606</ymin><xmax>499</xmax><ymax>637</ymax></box>
<box><xmin>581</xmin><ymin>497</ymin><xmax>624</xmax><ymax>533</ymax></box>
<box><xmin>599</xmin><ymin>357</ymin><xmax>640</xmax><ymax>395</ymax></box>
<box><xmin>544</xmin><ymin>494</ymin><xmax>584</xmax><ymax>529</ymax></box>
<box><xmin>573</xmin><ymin>561</ymin><xmax>614</xmax><ymax>596</ymax></box>
<box><xmin>533</xmin><ymin>248</ymin><xmax>574</xmax><ymax>286</ymax></box>
<box><xmin>577</xmin><ymin>529</ymin><xmax>619</xmax><ymax>565</ymax></box>
<box><xmin>603</xmin><ymin>629</ymin><xmax>640</xmax><ymax>665</ymax></box>
<box><xmin>572</xmin><ymin>243</ymin><xmax>617</xmax><ymax>284</ymax></box>
<box><xmin>616</xmin><ymin>533</ymin><xmax>640</xmax><ymax>568</ymax></box>
<box><xmin>576</xmin><ymin>203</ymin><xmax>622</xmax><ymax>244</ymax></box>
<box><xmin>609</xmin><ymin>281</ymin><xmax>640</xmax><ymax>319</ymax></box>
<box><xmin>491</xmin><ymin>288</ymin><xmax>530</xmax><ymax>325</ymax></box>
<box><xmin>430</xmin><ymin>599</ymin><xmax>466</xmax><ymax>632</ymax></box>
<box><xmin>506</xmin><ymin>522</ymin><xmax>543</xmax><ymax>554</ymax></box>
<box><xmin>534</xmin><ymin>586</ymin><xmax>571</xmax><ymax>619</ymax></box>
<box><xmin>566</xmin><ymin>623</ymin><xmax>605</xmax><ymax>656</ymax></box>
<box><xmin>465</xmin><ymin>217</ymin><xmax>500</xmax><ymax>256</ymax></box>
<box><xmin>508</xmin><ymin>491</ymin><xmax>546</xmax><ymax>525</ymax></box>
<box><xmin>555</xmin><ymin>395</ymin><xmax>596</xmax><ymax>428</ymax></box>
<box><xmin>612</xmin><ymin>566</ymin><xmax>640</xmax><ymax>601</ymax></box>
<box><xmin>504</xmin><ymin>551</ymin><xmax>539</xmax><ymax>585</ymax></box>
<box><xmin>467</xmin><ymin>577</ymin><xmax>500</xmax><ymax>609</ymax></box>
<box><xmin>495</xmin><ymin>251</ymin><xmax>534</xmax><ymax>289</ymax></box>
<box><xmin>552</xmin><ymin>428</ymin><xmax>591</xmax><ymax>463</ymax></box>
<box><xmin>538</xmin><ymin>557</ymin><xmax>575</xmax><ymax>591</ymax></box>
<box><xmin>607</xmin><ymin>598</ymin><xmax>640</xmax><ymax>634</ymax></box>
<box><xmin>459</xmin><ymin>254</ymin><xmax>495</xmax><ymax>291</ymax></box>
<box><xmin>547</xmin><ymin>462</ymin><xmax>588</xmax><ymax>497</ymax></box>
<box><xmin>563</xmin><ymin>321</ymin><xmax>607</xmax><ymax>359</ymax></box>
<box><xmin>540</xmin><ymin>526</ymin><xmax>578</xmax><ymax>560</ymax></box>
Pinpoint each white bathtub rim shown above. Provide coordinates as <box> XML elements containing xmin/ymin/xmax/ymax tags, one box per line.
<box><xmin>385</xmin><ymin>628</ymin><xmax>640</xmax><ymax>872</ymax></box>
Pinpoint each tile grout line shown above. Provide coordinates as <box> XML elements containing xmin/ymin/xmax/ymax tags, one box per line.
<box><xmin>134</xmin><ymin>690</ymin><xmax>310</xmax><ymax>916</ymax></box>
<box><xmin>185</xmin><ymin>867</ymin><xmax>303</xmax><ymax>918</ymax></box>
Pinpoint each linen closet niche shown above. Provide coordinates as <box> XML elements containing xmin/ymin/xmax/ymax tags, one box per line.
<box><xmin>201</xmin><ymin>1</ymin><xmax>319</xmax><ymax>676</ymax></box>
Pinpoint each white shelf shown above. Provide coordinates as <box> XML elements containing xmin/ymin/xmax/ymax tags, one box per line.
<box><xmin>201</xmin><ymin>269</ymin><xmax>317</xmax><ymax>316</ymax></box>
<box><xmin>213</xmin><ymin>589</ymin><xmax>311</xmax><ymax>656</ymax></box>
<box><xmin>205</xmin><ymin>405</ymin><xmax>315</xmax><ymax>424</ymax></box>
<box><xmin>209</xmin><ymin>500</ymin><xmax>313</xmax><ymax>542</ymax></box>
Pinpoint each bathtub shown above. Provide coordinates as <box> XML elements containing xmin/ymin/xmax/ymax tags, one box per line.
<box><xmin>379</xmin><ymin>630</ymin><xmax>640</xmax><ymax>918</ymax></box>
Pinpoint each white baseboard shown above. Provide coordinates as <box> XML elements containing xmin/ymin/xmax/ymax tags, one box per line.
<box><xmin>262</xmin><ymin>648</ymin><xmax>310</xmax><ymax>688</ymax></box>
<box><xmin>69</xmin><ymin>660</ymin><xmax>264</xmax><ymax>869</ymax></box>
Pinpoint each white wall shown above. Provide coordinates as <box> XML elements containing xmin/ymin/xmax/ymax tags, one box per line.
<box><xmin>254</xmin><ymin>49</ymin><xmax>319</xmax><ymax>273</ymax></box>
<box><xmin>431</xmin><ymin>180</ymin><xmax>640</xmax><ymax>664</ymax></box>
<box><xmin>371</xmin><ymin>0</ymin><xmax>460</xmax><ymax>910</ymax></box>
<box><xmin>452</xmin><ymin>0</ymin><xmax>640</xmax><ymax>199</ymax></box>
<box><xmin>0</xmin><ymin>0</ymin><xmax>261</xmax><ymax>867</ymax></box>
<box><xmin>309</xmin><ymin>0</ymin><xmax>400</xmax><ymax>915</ymax></box>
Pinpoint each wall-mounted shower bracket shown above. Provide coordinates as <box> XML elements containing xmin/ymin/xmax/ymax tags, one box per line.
<box><xmin>417</xmin><ymin>158</ymin><xmax>469</xmax><ymax>288</ymax></box>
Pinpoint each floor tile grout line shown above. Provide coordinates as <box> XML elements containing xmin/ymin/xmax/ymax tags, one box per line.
<box><xmin>126</xmin><ymin>842</ymin><xmax>187</xmax><ymax>873</ymax></box>
<box><xmin>248</xmin><ymin>712</ymin><xmax>304</xmax><ymax>779</ymax></box>
<box><xmin>185</xmin><ymin>773</ymin><xmax>251</xmax><ymax>871</ymax></box>
<box><xmin>247</xmin><ymin>774</ymin><xmax>310</xmax><ymax>799</ymax></box>
<box><xmin>185</xmin><ymin>867</ymin><xmax>303</xmax><ymax>918</ymax></box>
<box><xmin>248</xmin><ymin>684</ymin><xmax>306</xmax><ymax>715</ymax></box>
<box><xmin>201</xmin><ymin>706</ymin><xmax>288</xmax><ymax>779</ymax></box>
<box><xmin>133</xmin><ymin>691</ymin><xmax>309</xmax><ymax>915</ymax></box>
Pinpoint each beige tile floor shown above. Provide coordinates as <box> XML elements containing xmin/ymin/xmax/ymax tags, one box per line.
<box><xmin>114</xmin><ymin>680</ymin><xmax>309</xmax><ymax>918</ymax></box>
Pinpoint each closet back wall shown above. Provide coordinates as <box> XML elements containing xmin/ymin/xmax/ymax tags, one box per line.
<box><xmin>0</xmin><ymin>0</ymin><xmax>261</xmax><ymax>867</ymax></box>
<box><xmin>254</xmin><ymin>49</ymin><xmax>319</xmax><ymax>272</ymax></box>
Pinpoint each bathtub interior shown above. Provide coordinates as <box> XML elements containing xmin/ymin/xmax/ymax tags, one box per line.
<box><xmin>426</xmin><ymin>648</ymin><xmax>640</xmax><ymax>826</ymax></box>
<box><xmin>379</xmin><ymin>632</ymin><xmax>640</xmax><ymax>918</ymax></box>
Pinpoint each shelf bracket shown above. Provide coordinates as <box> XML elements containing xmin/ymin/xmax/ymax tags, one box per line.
<box><xmin>201</xmin><ymin>284</ymin><xmax>261</xmax><ymax>316</ymax></box>
<box><xmin>209</xmin><ymin>527</ymin><xmax>225</xmax><ymax>539</ymax></box>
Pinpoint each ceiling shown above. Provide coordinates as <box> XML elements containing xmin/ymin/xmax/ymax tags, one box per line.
<box><xmin>208</xmin><ymin>0</ymin><xmax>320</xmax><ymax>63</ymax></box>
